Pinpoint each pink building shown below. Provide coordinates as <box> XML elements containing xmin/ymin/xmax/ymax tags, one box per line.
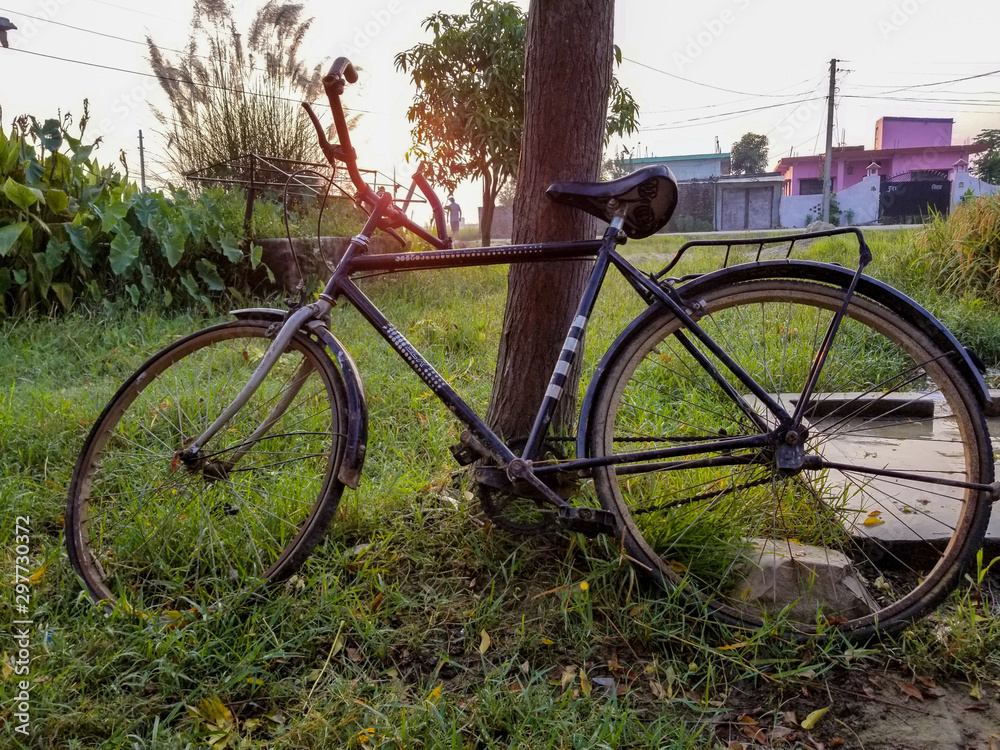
<box><xmin>775</xmin><ymin>117</ymin><xmax>986</xmax><ymax>196</ymax></box>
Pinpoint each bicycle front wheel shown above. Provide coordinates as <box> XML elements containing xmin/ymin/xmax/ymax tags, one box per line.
<box><xmin>66</xmin><ymin>320</ymin><xmax>348</xmax><ymax>616</ymax></box>
<box><xmin>588</xmin><ymin>278</ymin><xmax>993</xmax><ymax>639</ymax></box>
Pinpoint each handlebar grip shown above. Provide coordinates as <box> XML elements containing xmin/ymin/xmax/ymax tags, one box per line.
<box><xmin>327</xmin><ymin>56</ymin><xmax>358</xmax><ymax>84</ymax></box>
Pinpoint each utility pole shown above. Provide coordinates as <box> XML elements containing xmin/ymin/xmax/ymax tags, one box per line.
<box><xmin>138</xmin><ymin>130</ymin><xmax>147</xmax><ymax>192</ymax></box>
<box><xmin>821</xmin><ymin>58</ymin><xmax>837</xmax><ymax>224</ymax></box>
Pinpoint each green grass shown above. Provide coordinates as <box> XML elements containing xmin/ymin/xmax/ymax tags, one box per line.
<box><xmin>1</xmin><ymin>232</ymin><xmax>999</xmax><ymax>748</ymax></box>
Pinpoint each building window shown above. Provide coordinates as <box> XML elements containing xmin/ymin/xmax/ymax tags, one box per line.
<box><xmin>799</xmin><ymin>178</ymin><xmax>836</xmax><ymax>195</ymax></box>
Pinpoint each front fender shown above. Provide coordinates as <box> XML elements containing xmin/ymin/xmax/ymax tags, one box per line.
<box><xmin>576</xmin><ymin>261</ymin><xmax>992</xmax><ymax>459</ymax></box>
<box><xmin>230</xmin><ymin>307</ymin><xmax>368</xmax><ymax>488</ymax></box>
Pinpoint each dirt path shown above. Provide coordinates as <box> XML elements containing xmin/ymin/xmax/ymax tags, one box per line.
<box><xmin>715</xmin><ymin>669</ymin><xmax>1000</xmax><ymax>749</ymax></box>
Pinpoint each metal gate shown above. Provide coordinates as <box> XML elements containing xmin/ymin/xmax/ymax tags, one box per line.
<box><xmin>720</xmin><ymin>187</ymin><xmax>773</xmax><ymax>231</ymax></box>
<box><xmin>879</xmin><ymin>172</ymin><xmax>951</xmax><ymax>223</ymax></box>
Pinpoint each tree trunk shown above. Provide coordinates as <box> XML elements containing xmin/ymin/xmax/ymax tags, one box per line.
<box><xmin>480</xmin><ymin>171</ymin><xmax>495</xmax><ymax>246</ymax></box>
<box><xmin>485</xmin><ymin>0</ymin><xmax>615</xmax><ymax>440</ymax></box>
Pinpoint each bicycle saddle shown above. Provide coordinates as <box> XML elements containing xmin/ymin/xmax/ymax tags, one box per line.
<box><xmin>546</xmin><ymin>165</ymin><xmax>678</xmax><ymax>239</ymax></box>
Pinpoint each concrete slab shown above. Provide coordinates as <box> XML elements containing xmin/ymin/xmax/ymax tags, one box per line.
<box><xmin>748</xmin><ymin>392</ymin><xmax>1000</xmax><ymax>545</ymax></box>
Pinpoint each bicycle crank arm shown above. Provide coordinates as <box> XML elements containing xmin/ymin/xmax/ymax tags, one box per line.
<box><xmin>504</xmin><ymin>458</ymin><xmax>617</xmax><ymax>536</ymax></box>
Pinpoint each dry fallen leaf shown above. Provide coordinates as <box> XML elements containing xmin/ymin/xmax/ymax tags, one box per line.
<box><xmin>800</xmin><ymin>706</ymin><xmax>829</xmax><ymax>730</ymax></box>
<box><xmin>862</xmin><ymin>515</ymin><xmax>885</xmax><ymax>526</ymax></box>
<box><xmin>970</xmin><ymin>683</ymin><xmax>983</xmax><ymax>700</ymax></box>
<box><xmin>898</xmin><ymin>681</ymin><xmax>924</xmax><ymax>701</ymax></box>
<box><xmin>580</xmin><ymin>669</ymin><xmax>592</xmax><ymax>697</ymax></box>
<box><xmin>649</xmin><ymin>680</ymin><xmax>665</xmax><ymax>700</ymax></box>
<box><xmin>478</xmin><ymin>629</ymin><xmax>491</xmax><ymax>655</ymax></box>
<box><xmin>560</xmin><ymin>665</ymin><xmax>577</xmax><ymax>691</ymax></box>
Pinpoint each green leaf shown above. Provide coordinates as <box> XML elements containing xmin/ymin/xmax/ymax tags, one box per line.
<box><xmin>220</xmin><ymin>234</ymin><xmax>242</xmax><ymax>263</ymax></box>
<box><xmin>24</xmin><ymin>158</ymin><xmax>45</xmax><ymax>184</ymax></box>
<box><xmin>92</xmin><ymin>200</ymin><xmax>131</xmax><ymax>233</ymax></box>
<box><xmin>126</xmin><ymin>284</ymin><xmax>140</xmax><ymax>306</ymax></box>
<box><xmin>196</xmin><ymin>259</ymin><xmax>225</xmax><ymax>290</ymax></box>
<box><xmin>2</xmin><ymin>139</ymin><xmax>19</xmax><ymax>175</ymax></box>
<box><xmin>0</xmin><ymin>222</ymin><xmax>28</xmax><ymax>256</ymax></box>
<box><xmin>4</xmin><ymin>178</ymin><xmax>41</xmax><ymax>210</ymax></box>
<box><xmin>44</xmin><ymin>238</ymin><xmax>69</xmax><ymax>270</ymax></box>
<box><xmin>51</xmin><ymin>282</ymin><xmax>74</xmax><ymax>311</ymax></box>
<box><xmin>179</xmin><ymin>272</ymin><xmax>201</xmax><ymax>299</ymax></box>
<box><xmin>140</xmin><ymin>263</ymin><xmax>155</xmax><ymax>293</ymax></box>
<box><xmin>133</xmin><ymin>194</ymin><xmax>159</xmax><ymax>230</ymax></box>
<box><xmin>13</xmin><ymin>268</ymin><xmax>27</xmax><ymax>285</ymax></box>
<box><xmin>163</xmin><ymin>288</ymin><xmax>173</xmax><ymax>307</ymax></box>
<box><xmin>250</xmin><ymin>244</ymin><xmax>263</xmax><ymax>270</ymax></box>
<box><xmin>31</xmin><ymin>117</ymin><xmax>63</xmax><ymax>153</ymax></box>
<box><xmin>161</xmin><ymin>228</ymin><xmax>187</xmax><ymax>268</ymax></box>
<box><xmin>71</xmin><ymin>143</ymin><xmax>94</xmax><ymax>166</ymax></box>
<box><xmin>46</xmin><ymin>189</ymin><xmax>70</xmax><ymax>215</ymax></box>
<box><xmin>109</xmin><ymin>223</ymin><xmax>141</xmax><ymax>275</ymax></box>
<box><xmin>66</xmin><ymin>223</ymin><xmax>94</xmax><ymax>267</ymax></box>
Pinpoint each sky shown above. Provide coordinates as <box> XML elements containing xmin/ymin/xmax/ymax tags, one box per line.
<box><xmin>1</xmin><ymin>0</ymin><xmax>998</xmax><ymax>218</ymax></box>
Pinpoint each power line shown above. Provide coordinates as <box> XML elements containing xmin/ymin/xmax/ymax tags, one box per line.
<box><xmin>623</xmin><ymin>55</ymin><xmax>816</xmax><ymax>98</ymax></box>
<box><xmin>0</xmin><ymin>5</ymin><xmax>187</xmax><ymax>54</ymax></box>
<box><xmin>868</xmin><ymin>68</ymin><xmax>1000</xmax><ymax>96</ymax></box>
<box><xmin>641</xmin><ymin>75</ymin><xmax>822</xmax><ymax>115</ymax></box>
<box><xmin>2</xmin><ymin>46</ymin><xmax>377</xmax><ymax>115</ymax></box>
<box><xmin>842</xmin><ymin>94</ymin><xmax>1000</xmax><ymax>106</ymax></box>
<box><xmin>638</xmin><ymin>97</ymin><xmax>824</xmax><ymax>131</ymax></box>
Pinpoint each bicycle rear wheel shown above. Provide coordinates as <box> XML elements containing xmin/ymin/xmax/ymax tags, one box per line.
<box><xmin>66</xmin><ymin>320</ymin><xmax>348</xmax><ymax>616</ymax></box>
<box><xmin>588</xmin><ymin>278</ymin><xmax>993</xmax><ymax>639</ymax></box>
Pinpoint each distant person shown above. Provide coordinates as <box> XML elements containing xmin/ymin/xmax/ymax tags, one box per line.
<box><xmin>446</xmin><ymin>195</ymin><xmax>462</xmax><ymax>236</ymax></box>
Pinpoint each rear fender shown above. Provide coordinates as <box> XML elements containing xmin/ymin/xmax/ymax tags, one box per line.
<box><xmin>230</xmin><ymin>308</ymin><xmax>368</xmax><ymax>488</ymax></box>
<box><xmin>576</xmin><ymin>261</ymin><xmax>992</xmax><ymax>459</ymax></box>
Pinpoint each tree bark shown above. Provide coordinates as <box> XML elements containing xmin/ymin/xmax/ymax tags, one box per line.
<box><xmin>480</xmin><ymin>171</ymin><xmax>495</xmax><ymax>246</ymax></box>
<box><xmin>485</xmin><ymin>0</ymin><xmax>615</xmax><ymax>440</ymax></box>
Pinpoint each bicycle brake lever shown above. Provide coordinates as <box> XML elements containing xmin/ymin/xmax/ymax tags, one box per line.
<box><xmin>380</xmin><ymin>224</ymin><xmax>406</xmax><ymax>247</ymax></box>
<box><xmin>302</xmin><ymin>102</ymin><xmax>354</xmax><ymax>166</ymax></box>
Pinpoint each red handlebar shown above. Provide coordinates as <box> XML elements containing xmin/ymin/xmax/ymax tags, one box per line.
<box><xmin>306</xmin><ymin>55</ymin><xmax>453</xmax><ymax>249</ymax></box>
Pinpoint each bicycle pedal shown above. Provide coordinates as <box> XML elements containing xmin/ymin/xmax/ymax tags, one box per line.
<box><xmin>450</xmin><ymin>430</ymin><xmax>489</xmax><ymax>467</ymax></box>
<box><xmin>449</xmin><ymin>443</ymin><xmax>479</xmax><ymax>466</ymax></box>
<box><xmin>556</xmin><ymin>507</ymin><xmax>617</xmax><ymax>537</ymax></box>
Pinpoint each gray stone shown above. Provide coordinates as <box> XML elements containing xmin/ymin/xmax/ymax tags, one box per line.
<box><xmin>804</xmin><ymin>220</ymin><xmax>837</xmax><ymax>233</ymax></box>
<box><xmin>730</xmin><ymin>538</ymin><xmax>878</xmax><ymax>620</ymax></box>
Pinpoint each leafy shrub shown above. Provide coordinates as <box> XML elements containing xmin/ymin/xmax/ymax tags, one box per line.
<box><xmin>0</xmin><ymin>104</ymin><xmax>363</xmax><ymax>315</ymax></box>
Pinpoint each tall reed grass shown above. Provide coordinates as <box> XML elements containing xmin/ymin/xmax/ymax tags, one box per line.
<box><xmin>917</xmin><ymin>192</ymin><xmax>1000</xmax><ymax>303</ymax></box>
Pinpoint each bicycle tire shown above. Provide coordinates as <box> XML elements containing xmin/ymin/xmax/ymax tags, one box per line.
<box><xmin>587</xmin><ymin>278</ymin><xmax>993</xmax><ymax>640</ymax></box>
<box><xmin>66</xmin><ymin>320</ymin><xmax>348</xmax><ymax>616</ymax></box>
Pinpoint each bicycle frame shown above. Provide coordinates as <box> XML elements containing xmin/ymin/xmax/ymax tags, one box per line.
<box><xmin>182</xmin><ymin>57</ymin><xmax>999</xmax><ymax>507</ymax></box>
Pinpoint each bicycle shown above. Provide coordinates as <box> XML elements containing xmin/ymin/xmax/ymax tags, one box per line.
<box><xmin>66</xmin><ymin>57</ymin><xmax>999</xmax><ymax>641</ymax></box>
